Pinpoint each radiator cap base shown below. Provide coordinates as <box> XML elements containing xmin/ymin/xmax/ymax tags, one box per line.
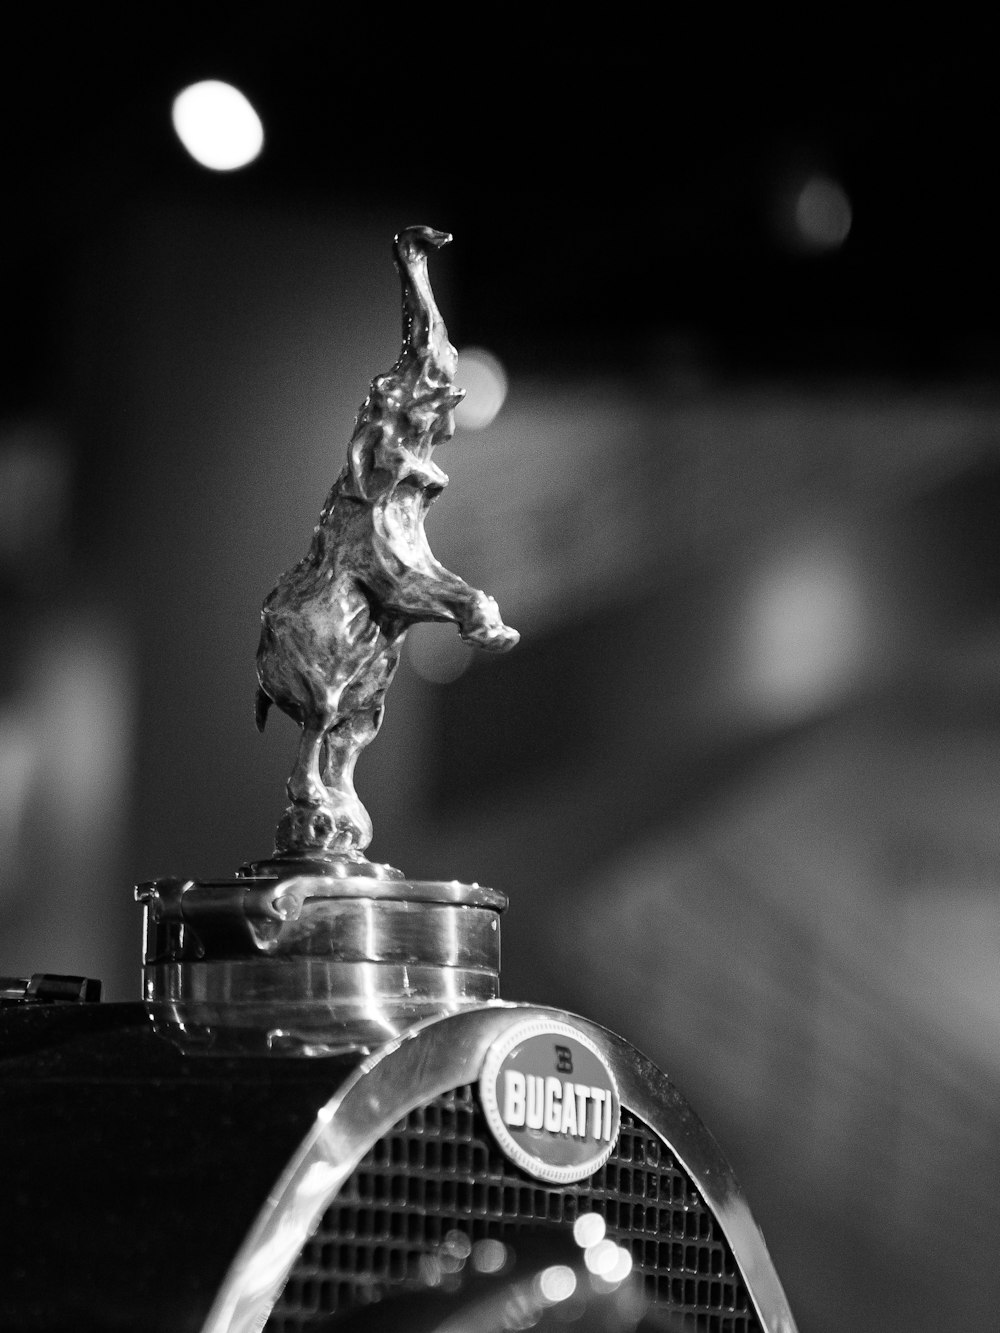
<box><xmin>136</xmin><ymin>872</ymin><xmax>505</xmax><ymax>1055</ymax></box>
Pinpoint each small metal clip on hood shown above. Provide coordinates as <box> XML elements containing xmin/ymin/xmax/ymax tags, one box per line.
<box><xmin>0</xmin><ymin>973</ymin><xmax>102</xmax><ymax>1005</ymax></box>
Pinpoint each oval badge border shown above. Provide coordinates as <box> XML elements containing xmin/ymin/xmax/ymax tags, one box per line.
<box><xmin>479</xmin><ymin>1016</ymin><xmax>622</xmax><ymax>1185</ymax></box>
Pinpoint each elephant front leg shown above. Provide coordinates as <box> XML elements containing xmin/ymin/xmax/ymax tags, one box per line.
<box><xmin>381</xmin><ymin>562</ymin><xmax>519</xmax><ymax>653</ymax></box>
<box><xmin>319</xmin><ymin>727</ymin><xmax>374</xmax><ymax>855</ymax></box>
<box><xmin>457</xmin><ymin>589</ymin><xmax>520</xmax><ymax>651</ymax></box>
<box><xmin>285</xmin><ymin>723</ymin><xmax>329</xmax><ymax>806</ymax></box>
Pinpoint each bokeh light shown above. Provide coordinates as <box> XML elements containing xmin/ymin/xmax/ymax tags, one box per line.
<box><xmin>456</xmin><ymin>347</ymin><xmax>508</xmax><ymax>429</ymax></box>
<box><xmin>439</xmin><ymin>1229</ymin><xmax>472</xmax><ymax>1273</ymax></box>
<box><xmin>537</xmin><ymin>1264</ymin><xmax>577</xmax><ymax>1303</ymax></box>
<box><xmin>405</xmin><ymin>622</ymin><xmax>472</xmax><ymax>685</ymax></box>
<box><xmin>739</xmin><ymin>534</ymin><xmax>868</xmax><ymax>720</ymax></box>
<box><xmin>471</xmin><ymin>1238</ymin><xmax>509</xmax><ymax>1274</ymax></box>
<box><xmin>793</xmin><ymin>174</ymin><xmax>852</xmax><ymax>251</ymax></box>
<box><xmin>582</xmin><ymin>1238</ymin><xmax>620</xmax><ymax>1277</ymax></box>
<box><xmin>572</xmin><ymin>1213</ymin><xmax>606</xmax><ymax>1249</ymax></box>
<box><xmin>605</xmin><ymin>1245</ymin><xmax>633</xmax><ymax>1285</ymax></box>
<box><xmin>171</xmin><ymin>80</ymin><xmax>264</xmax><ymax>171</ymax></box>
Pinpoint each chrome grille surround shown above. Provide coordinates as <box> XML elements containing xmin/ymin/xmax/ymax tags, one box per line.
<box><xmin>202</xmin><ymin>1005</ymin><xmax>797</xmax><ymax>1333</ymax></box>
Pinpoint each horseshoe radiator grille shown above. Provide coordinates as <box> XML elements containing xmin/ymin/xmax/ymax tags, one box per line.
<box><xmin>265</xmin><ymin>1085</ymin><xmax>761</xmax><ymax>1331</ymax></box>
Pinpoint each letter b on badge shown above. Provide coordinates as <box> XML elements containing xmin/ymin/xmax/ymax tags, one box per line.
<box><xmin>503</xmin><ymin>1069</ymin><xmax>526</xmax><ymax>1126</ymax></box>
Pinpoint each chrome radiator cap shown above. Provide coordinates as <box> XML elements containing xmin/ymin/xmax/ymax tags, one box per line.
<box><xmin>137</xmin><ymin>871</ymin><xmax>506</xmax><ymax>1055</ymax></box>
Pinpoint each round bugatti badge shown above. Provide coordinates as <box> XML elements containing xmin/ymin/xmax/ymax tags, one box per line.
<box><xmin>479</xmin><ymin>1017</ymin><xmax>621</xmax><ymax>1185</ymax></box>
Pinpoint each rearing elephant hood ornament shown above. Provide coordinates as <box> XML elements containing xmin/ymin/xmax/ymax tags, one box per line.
<box><xmin>255</xmin><ymin>226</ymin><xmax>518</xmax><ymax>868</ymax></box>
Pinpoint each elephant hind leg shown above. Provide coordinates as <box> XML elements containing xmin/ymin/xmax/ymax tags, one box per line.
<box><xmin>285</xmin><ymin>722</ymin><xmax>329</xmax><ymax>807</ymax></box>
<box><xmin>318</xmin><ymin>721</ymin><xmax>375</xmax><ymax>854</ymax></box>
<box><xmin>274</xmin><ymin>718</ymin><xmax>374</xmax><ymax>856</ymax></box>
<box><xmin>276</xmin><ymin>723</ymin><xmax>339</xmax><ymax>854</ymax></box>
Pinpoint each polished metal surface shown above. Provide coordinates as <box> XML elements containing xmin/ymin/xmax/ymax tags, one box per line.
<box><xmin>239</xmin><ymin>855</ymin><xmax>406</xmax><ymax>880</ymax></box>
<box><xmin>147</xmin><ymin>964</ymin><xmax>500</xmax><ymax>1056</ymax></box>
<box><xmin>202</xmin><ymin>1005</ymin><xmax>798</xmax><ymax>1333</ymax></box>
<box><xmin>139</xmin><ymin>875</ymin><xmax>506</xmax><ymax>956</ymax></box>
<box><xmin>149</xmin><ymin>961</ymin><xmax>498</xmax><ymax>1005</ymax></box>
<box><xmin>255</xmin><ymin>224</ymin><xmax>518</xmax><ymax>867</ymax></box>
<box><xmin>139</xmin><ymin>875</ymin><xmax>505</xmax><ymax>1053</ymax></box>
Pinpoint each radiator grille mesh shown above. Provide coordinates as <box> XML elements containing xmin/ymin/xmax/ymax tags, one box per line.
<box><xmin>266</xmin><ymin>1085</ymin><xmax>761</xmax><ymax>1331</ymax></box>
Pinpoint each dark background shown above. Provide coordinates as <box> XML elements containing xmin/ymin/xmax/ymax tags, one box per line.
<box><xmin>3</xmin><ymin>17</ymin><xmax>1000</xmax><ymax>1332</ymax></box>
